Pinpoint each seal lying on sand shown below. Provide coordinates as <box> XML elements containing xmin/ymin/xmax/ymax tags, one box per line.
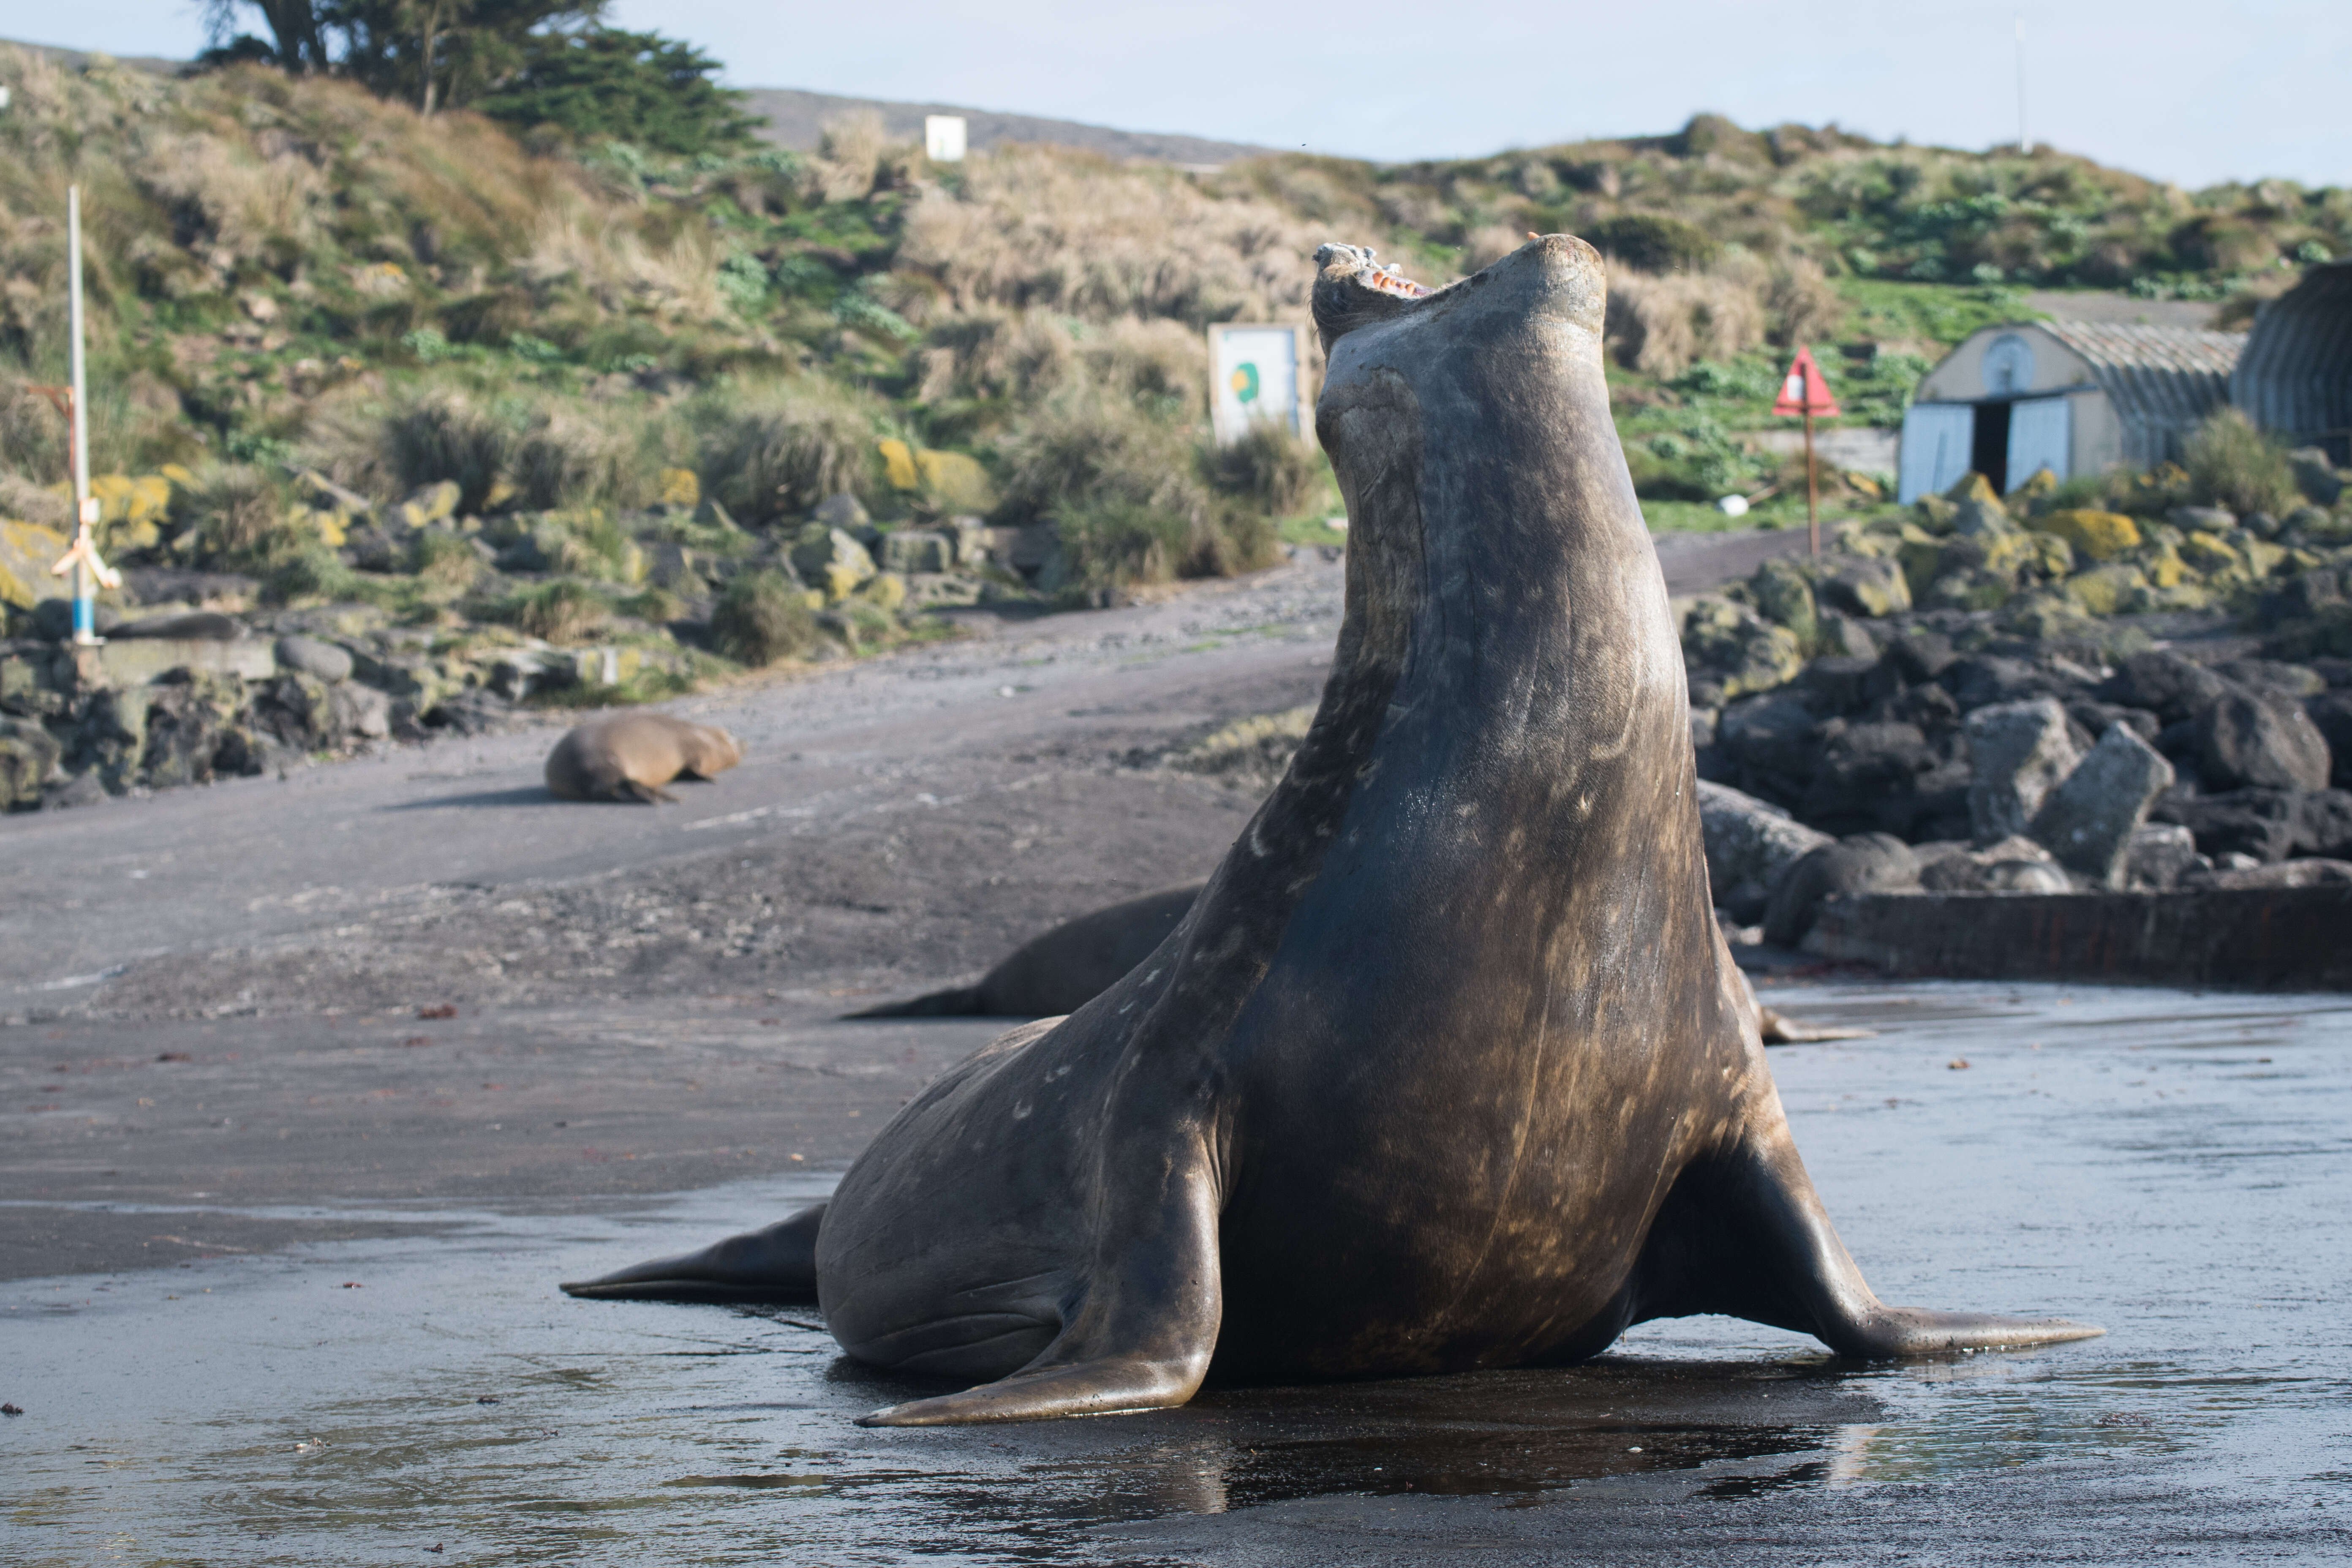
<box><xmin>847</xmin><ymin>885</ymin><xmax>1199</xmax><ymax>1018</ymax></box>
<box><xmin>564</xmin><ymin>236</ymin><xmax>2098</xmax><ymax>1423</ymax></box>
<box><xmin>851</xmin><ymin>881</ymin><xmax>1867</xmax><ymax>1041</ymax></box>
<box><xmin>544</xmin><ymin>713</ymin><xmax>741</xmax><ymax>803</ymax></box>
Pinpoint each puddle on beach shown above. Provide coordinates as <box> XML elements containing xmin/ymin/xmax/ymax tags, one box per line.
<box><xmin>3</xmin><ymin>982</ymin><xmax>2348</xmax><ymax>1564</ymax></box>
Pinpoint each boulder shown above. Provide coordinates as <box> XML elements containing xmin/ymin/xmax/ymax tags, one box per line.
<box><xmin>812</xmin><ymin>493</ymin><xmax>871</xmax><ymax>529</ymax></box>
<box><xmin>389</xmin><ymin>480</ymin><xmax>461</xmax><ymax>530</ymax></box>
<box><xmin>789</xmin><ymin>524</ymin><xmax>878</xmax><ymax>602</ymax></box>
<box><xmin>1762</xmin><ymin>833</ymin><xmax>1920</xmax><ymax>948</ymax></box>
<box><xmin>1694</xmin><ymin>779</ymin><xmax>1832</xmax><ymax>921</ymax></box>
<box><xmin>2300</xmin><ymin>788</ymin><xmax>2352</xmax><ymax>860</ymax></box>
<box><xmin>1681</xmin><ymin>597</ymin><xmax>1804</xmax><ymax>699</ymax></box>
<box><xmin>0</xmin><ymin>717</ymin><xmax>62</xmax><ymax>808</ymax></box>
<box><xmin>1750</xmin><ymin>558</ymin><xmax>1818</xmax><ymax>645</ymax></box>
<box><xmin>1818</xmin><ymin>557</ymin><xmax>1910</xmax><ymax>618</ymax></box>
<box><xmin>1965</xmin><ymin>697</ymin><xmax>2081</xmax><ymax>844</ymax></box>
<box><xmin>2153</xmin><ymin>786</ymin><xmax>2300</xmax><ymax>863</ymax></box>
<box><xmin>1944</xmin><ymin>655</ymin><xmax>2064</xmax><ymax>713</ymax></box>
<box><xmin>2306</xmin><ymin>690</ymin><xmax>2352</xmax><ymax>785</ymax></box>
<box><xmin>2168</xmin><ymin>504</ymin><xmax>2237</xmax><ymax>534</ymax></box>
<box><xmin>2039</xmin><ymin>509</ymin><xmax>2141</xmax><ymax>562</ymax></box>
<box><xmin>1716</xmin><ymin>690</ymin><xmax>1819</xmax><ymax>806</ymax></box>
<box><xmin>1813</xmin><ymin>613</ymin><xmax>1879</xmax><ymax>661</ymax></box>
<box><xmin>2096</xmin><ymin>651</ymin><xmax>2231</xmax><ymax>725</ymax></box>
<box><xmin>2122</xmin><ymin>822</ymin><xmax>2202</xmax><ymax>890</ymax></box>
<box><xmin>2030</xmin><ymin>723</ymin><xmax>2176</xmax><ymax>887</ymax></box>
<box><xmin>41</xmin><ymin>769</ymin><xmax>108</xmax><ymax>810</ymax></box>
<box><xmin>1801</xmin><ymin>719</ymin><xmax>1937</xmax><ymax>836</ymax></box>
<box><xmin>2215</xmin><ymin>659</ymin><xmax>2326</xmax><ymax>698</ymax></box>
<box><xmin>2065</xmin><ymin>563</ymin><xmax>2147</xmax><ymax>616</ymax></box>
<box><xmin>880</xmin><ymin>530</ymin><xmax>956</xmax><ymax>575</ymax></box>
<box><xmin>2068</xmin><ymin>700</ymin><xmax>2160</xmax><ymax>744</ymax></box>
<box><xmin>1879</xmin><ymin>630</ymin><xmax>1957</xmax><ymax>686</ymax></box>
<box><xmin>2287</xmin><ymin>447</ymin><xmax>2344</xmax><ymax>507</ymax></box>
<box><xmin>1796</xmin><ymin>656</ymin><xmax>1876</xmax><ymax>716</ymax></box>
<box><xmin>329</xmin><ymin>682</ymin><xmax>392</xmax><ymax>740</ymax></box>
<box><xmin>274</xmin><ymin>633</ymin><xmax>354</xmax><ymax>683</ymax></box>
<box><xmin>2195</xmin><ymin>686</ymin><xmax>2331</xmax><ymax>791</ymax></box>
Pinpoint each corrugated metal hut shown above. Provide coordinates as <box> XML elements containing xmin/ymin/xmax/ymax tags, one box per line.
<box><xmin>2232</xmin><ymin>260</ymin><xmax>2352</xmax><ymax>465</ymax></box>
<box><xmin>1896</xmin><ymin>320</ymin><xmax>2244</xmax><ymax>502</ymax></box>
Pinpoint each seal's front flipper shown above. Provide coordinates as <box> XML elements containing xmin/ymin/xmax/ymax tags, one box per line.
<box><xmin>856</xmin><ymin>1152</ymin><xmax>1221</xmax><ymax>1426</ymax></box>
<box><xmin>1642</xmin><ymin>1122</ymin><xmax>2103</xmax><ymax>1356</ymax></box>
<box><xmin>562</xmin><ymin>1203</ymin><xmax>825</xmax><ymax>1303</ymax></box>
<box><xmin>619</xmin><ymin>778</ymin><xmax>677</xmax><ymax>804</ymax></box>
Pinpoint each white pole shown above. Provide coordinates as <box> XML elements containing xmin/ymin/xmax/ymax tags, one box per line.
<box><xmin>68</xmin><ymin>182</ymin><xmax>96</xmax><ymax>645</ymax></box>
<box><xmin>2014</xmin><ymin>15</ymin><xmax>2031</xmax><ymax>155</ymax></box>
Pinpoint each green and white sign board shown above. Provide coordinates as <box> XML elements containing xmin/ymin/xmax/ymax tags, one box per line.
<box><xmin>1209</xmin><ymin>323</ymin><xmax>1307</xmax><ymax>446</ymax></box>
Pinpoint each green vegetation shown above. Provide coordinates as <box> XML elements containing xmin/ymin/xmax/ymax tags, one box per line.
<box><xmin>5</xmin><ymin>39</ymin><xmax>2345</xmax><ymax>646</ymax></box>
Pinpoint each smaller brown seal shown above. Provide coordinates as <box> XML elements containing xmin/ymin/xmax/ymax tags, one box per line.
<box><xmin>544</xmin><ymin>713</ymin><xmax>742</xmax><ymax>804</ymax></box>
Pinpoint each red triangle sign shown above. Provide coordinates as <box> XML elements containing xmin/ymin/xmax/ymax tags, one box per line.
<box><xmin>1772</xmin><ymin>346</ymin><xmax>1840</xmax><ymax>417</ymax></box>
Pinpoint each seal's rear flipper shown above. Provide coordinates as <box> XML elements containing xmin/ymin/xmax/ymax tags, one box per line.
<box><xmin>855</xmin><ymin>1147</ymin><xmax>1222</xmax><ymax>1426</ymax></box>
<box><xmin>561</xmin><ymin>1203</ymin><xmax>825</xmax><ymax>1304</ymax></box>
<box><xmin>1640</xmin><ymin>1126</ymin><xmax>2103</xmax><ymax>1356</ymax></box>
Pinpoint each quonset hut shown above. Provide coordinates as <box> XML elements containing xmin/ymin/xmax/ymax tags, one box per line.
<box><xmin>1896</xmin><ymin>320</ymin><xmax>2245</xmax><ymax>502</ymax></box>
<box><xmin>2232</xmin><ymin>260</ymin><xmax>2352</xmax><ymax>465</ymax></box>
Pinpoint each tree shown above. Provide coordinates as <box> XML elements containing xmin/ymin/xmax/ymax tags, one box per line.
<box><xmin>202</xmin><ymin>0</ymin><xmax>606</xmax><ymax>115</ymax></box>
<box><xmin>475</xmin><ymin>28</ymin><xmax>761</xmax><ymax>156</ymax></box>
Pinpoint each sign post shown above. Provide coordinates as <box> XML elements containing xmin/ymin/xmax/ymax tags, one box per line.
<box><xmin>1772</xmin><ymin>345</ymin><xmax>1841</xmax><ymax>558</ymax></box>
<box><xmin>47</xmin><ymin>185</ymin><xmax>117</xmax><ymax>644</ymax></box>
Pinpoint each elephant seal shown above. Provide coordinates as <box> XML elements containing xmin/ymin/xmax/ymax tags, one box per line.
<box><xmin>564</xmin><ymin>237</ymin><xmax>2099</xmax><ymax>1422</ymax></box>
<box><xmin>847</xmin><ymin>885</ymin><xmax>1200</xmax><ymax>1017</ymax></box>
<box><xmin>854</xmin><ymin>879</ymin><xmax>1865</xmax><ymax>1040</ymax></box>
<box><xmin>544</xmin><ymin>712</ymin><xmax>741</xmax><ymax>804</ymax></box>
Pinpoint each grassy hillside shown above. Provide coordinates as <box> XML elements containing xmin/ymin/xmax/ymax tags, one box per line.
<box><xmin>3</xmin><ymin>47</ymin><xmax>2344</xmax><ymax>614</ymax></box>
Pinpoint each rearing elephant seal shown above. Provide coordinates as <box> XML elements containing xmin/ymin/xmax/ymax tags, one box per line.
<box><xmin>564</xmin><ymin>237</ymin><xmax>2099</xmax><ymax>1422</ymax></box>
<box><xmin>544</xmin><ymin>712</ymin><xmax>741</xmax><ymax>803</ymax></box>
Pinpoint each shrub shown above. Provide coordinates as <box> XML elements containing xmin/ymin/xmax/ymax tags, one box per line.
<box><xmin>507</xmin><ymin>579</ymin><xmax>612</xmax><ymax>642</ymax></box>
<box><xmin>411</xmin><ymin>528</ymin><xmax>483</xmax><ymax>589</ymax></box>
<box><xmin>384</xmin><ymin>391</ymin><xmax>514</xmax><ymax>513</ymax></box>
<box><xmin>711</xmin><ymin>569</ymin><xmax>817</xmax><ymax>664</ymax></box>
<box><xmin>697</xmin><ymin>381</ymin><xmax>881</xmax><ymax>525</ymax></box>
<box><xmin>2184</xmin><ymin>408</ymin><xmax>2298</xmax><ymax>517</ymax></box>
<box><xmin>1605</xmin><ymin>266</ymin><xmax>1768</xmax><ymax>376</ymax></box>
<box><xmin>264</xmin><ymin>547</ymin><xmax>364</xmax><ymax>606</ymax></box>
<box><xmin>1058</xmin><ymin>500</ymin><xmax>1194</xmax><ymax>589</ymax></box>
<box><xmin>188</xmin><ymin>465</ymin><xmax>300</xmax><ymax>568</ymax></box>
<box><xmin>1214</xmin><ymin>423</ymin><xmax>1328</xmax><ymax>517</ymax></box>
<box><xmin>1587</xmin><ymin>213</ymin><xmax>1721</xmax><ymax>273</ymax></box>
<box><xmin>475</xmin><ymin>28</ymin><xmax>762</xmax><ymax>158</ymax></box>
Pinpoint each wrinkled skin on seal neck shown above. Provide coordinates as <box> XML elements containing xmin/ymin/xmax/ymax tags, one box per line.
<box><xmin>561</xmin><ymin>237</ymin><xmax>2099</xmax><ymax>1423</ymax></box>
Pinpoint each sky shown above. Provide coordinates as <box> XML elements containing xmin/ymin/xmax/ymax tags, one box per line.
<box><xmin>21</xmin><ymin>1</ymin><xmax>2350</xmax><ymax>189</ymax></box>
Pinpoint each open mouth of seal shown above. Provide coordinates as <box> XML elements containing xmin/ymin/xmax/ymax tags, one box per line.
<box><xmin>1360</xmin><ymin>256</ymin><xmax>1431</xmax><ymax>299</ymax></box>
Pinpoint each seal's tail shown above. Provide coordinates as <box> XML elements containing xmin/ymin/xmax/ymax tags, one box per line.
<box><xmin>561</xmin><ymin>1205</ymin><xmax>825</xmax><ymax>1304</ymax></box>
<box><xmin>842</xmin><ymin>985</ymin><xmax>985</xmax><ymax>1019</ymax></box>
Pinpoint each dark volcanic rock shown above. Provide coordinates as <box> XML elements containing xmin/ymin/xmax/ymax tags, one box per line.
<box><xmin>1942</xmin><ymin>654</ymin><xmax>2061</xmax><ymax>712</ymax></box>
<box><xmin>2300</xmin><ymin>789</ymin><xmax>2352</xmax><ymax>861</ymax></box>
<box><xmin>2153</xmin><ymin>787</ymin><xmax>2301</xmax><ymax>863</ymax></box>
<box><xmin>1716</xmin><ymin>691</ymin><xmax>1819</xmax><ymax>808</ymax></box>
<box><xmin>2068</xmin><ymin>700</ymin><xmax>2160</xmax><ymax>744</ymax></box>
<box><xmin>2096</xmin><ymin>650</ymin><xmax>2231</xmax><ymax>726</ymax></box>
<box><xmin>1762</xmin><ymin>832</ymin><xmax>1921</xmax><ymax>947</ymax></box>
<box><xmin>2196</xmin><ymin>686</ymin><xmax>2332</xmax><ymax>791</ymax></box>
<box><xmin>1800</xmin><ymin>720</ymin><xmax>1937</xmax><ymax>836</ymax></box>
<box><xmin>2306</xmin><ymin>690</ymin><xmax>2352</xmax><ymax>785</ymax></box>
<box><xmin>1796</xmin><ymin>656</ymin><xmax>1877</xmax><ymax>717</ymax></box>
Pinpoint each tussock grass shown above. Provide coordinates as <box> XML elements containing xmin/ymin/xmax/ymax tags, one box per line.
<box><xmin>697</xmin><ymin>379</ymin><xmax>885</xmax><ymax>524</ymax></box>
<box><xmin>2184</xmin><ymin>408</ymin><xmax>2299</xmax><ymax>518</ymax></box>
<box><xmin>711</xmin><ymin>569</ymin><xmax>817</xmax><ymax>664</ymax></box>
<box><xmin>503</xmin><ymin>579</ymin><xmax>613</xmax><ymax>642</ymax></box>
